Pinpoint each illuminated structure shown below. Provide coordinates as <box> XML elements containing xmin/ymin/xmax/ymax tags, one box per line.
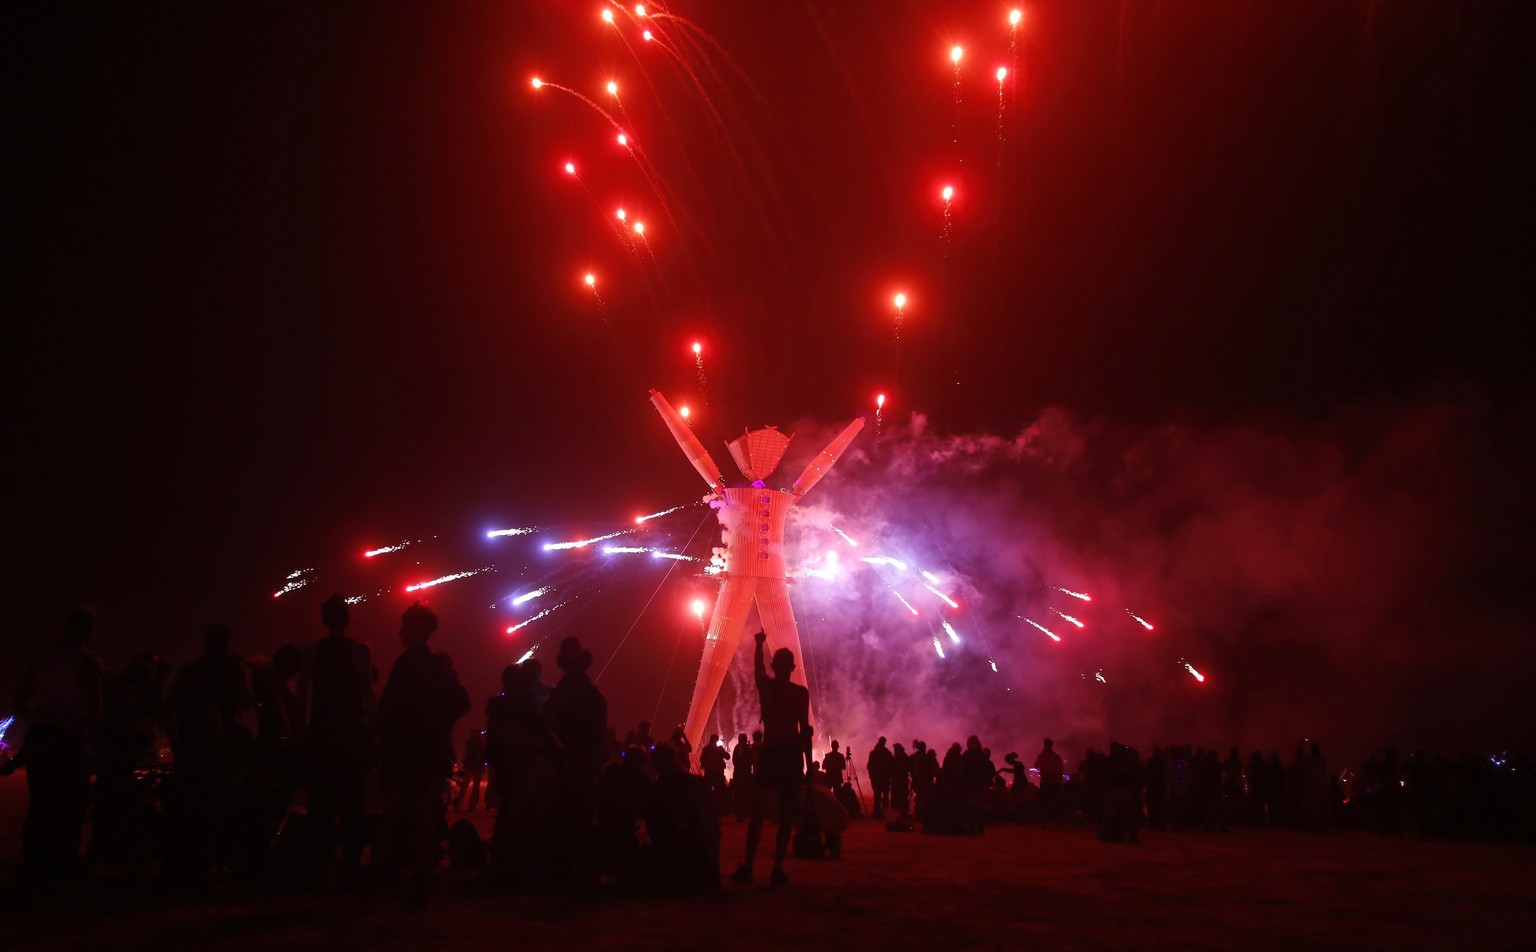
<box><xmin>650</xmin><ymin>389</ymin><xmax>863</xmax><ymax>753</ymax></box>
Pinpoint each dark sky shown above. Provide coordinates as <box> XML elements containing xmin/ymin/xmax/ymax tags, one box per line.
<box><xmin>7</xmin><ymin>2</ymin><xmax>1534</xmax><ymax>761</ymax></box>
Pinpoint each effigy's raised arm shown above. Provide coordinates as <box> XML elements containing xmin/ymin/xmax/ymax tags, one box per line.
<box><xmin>792</xmin><ymin>417</ymin><xmax>865</xmax><ymax>497</ymax></box>
<box><xmin>649</xmin><ymin>388</ymin><xmax>724</xmax><ymax>490</ymax></box>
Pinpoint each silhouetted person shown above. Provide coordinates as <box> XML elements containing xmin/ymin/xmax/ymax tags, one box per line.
<box><xmin>700</xmin><ymin>733</ymin><xmax>729</xmax><ymax>798</ymax></box>
<box><xmin>867</xmin><ymin>736</ymin><xmax>893</xmax><ymax>819</ymax></box>
<box><xmin>910</xmin><ymin>741</ymin><xmax>935</xmax><ymax>820</ymax></box>
<box><xmin>90</xmin><ymin>650</ymin><xmax>166</xmax><ymax>865</ymax></box>
<box><xmin>14</xmin><ymin>608</ymin><xmax>103</xmax><ymax>884</ymax></box>
<box><xmin>643</xmin><ymin>741</ymin><xmax>720</xmax><ymax>892</ymax></box>
<box><xmin>298</xmin><ymin>594</ymin><xmax>378</xmax><ymax>883</ymax></box>
<box><xmin>542</xmin><ymin>636</ymin><xmax>608</xmax><ymax>891</ymax></box>
<box><xmin>731</xmin><ymin>631</ymin><xmax>811</xmax><ymax>887</ymax></box>
<box><xmin>483</xmin><ymin>661</ymin><xmax>557</xmax><ymax>887</ymax></box>
<box><xmin>891</xmin><ymin>743</ymin><xmax>911</xmax><ymax>818</ymax></box>
<box><xmin>1034</xmin><ymin>738</ymin><xmax>1064</xmax><ymax>829</ymax></box>
<box><xmin>165</xmin><ymin>622</ymin><xmax>254</xmax><ymax>882</ymax></box>
<box><xmin>370</xmin><ymin>602</ymin><xmax>470</xmax><ymax>907</ymax></box>
<box><xmin>1100</xmin><ymin>742</ymin><xmax>1141</xmax><ymax>843</ymax></box>
<box><xmin>251</xmin><ymin>643</ymin><xmax>302</xmax><ymax>745</ymax></box>
<box><xmin>731</xmin><ymin>731</ymin><xmax>756</xmax><ymax>817</ymax></box>
<box><xmin>1145</xmin><ymin>747</ymin><xmax>1169</xmax><ymax>830</ymax></box>
<box><xmin>456</xmin><ymin>729</ymin><xmax>487</xmax><ymax>811</ymax></box>
<box><xmin>822</xmin><ymin>739</ymin><xmax>846</xmax><ymax>789</ymax></box>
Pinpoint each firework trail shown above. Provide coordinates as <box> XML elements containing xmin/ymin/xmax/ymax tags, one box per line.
<box><xmin>874</xmin><ymin>393</ymin><xmax>885</xmax><ymax>441</ymax></box>
<box><xmin>343</xmin><ymin>596</ymin><xmax>367</xmax><ymax>606</ymax></box>
<box><xmin>923</xmin><ymin>583</ymin><xmax>960</xmax><ymax>609</ymax></box>
<box><xmin>692</xmin><ymin>341</ymin><xmax>709</xmax><ymax>404</ymax></box>
<box><xmin>364</xmin><ymin>542</ymin><xmax>411</xmax><ymax>558</ymax></box>
<box><xmin>1024</xmin><ymin>617</ymin><xmax>1061</xmax><ymax>642</ymax></box>
<box><xmin>949</xmin><ymin>45</ymin><xmax>964</xmax><ymax>166</ymax></box>
<box><xmin>1050</xmin><ymin>608</ymin><xmax>1085</xmax><ymax>628</ymax></box>
<box><xmin>1054</xmin><ymin>587</ymin><xmax>1092</xmax><ymax>602</ymax></box>
<box><xmin>941</xmin><ymin>620</ymin><xmax>961</xmax><ymax>644</ymax></box>
<box><xmin>890</xmin><ymin>587</ymin><xmax>919</xmax><ymax>616</ymax></box>
<box><xmin>892</xmin><ymin>292</ymin><xmax>907</xmax><ymax>378</ymax></box>
<box><xmin>511</xmin><ymin>586</ymin><xmax>552</xmax><ymax>606</ymax></box>
<box><xmin>1126</xmin><ymin>609</ymin><xmax>1155</xmax><ymax>631</ymax></box>
<box><xmin>544</xmin><ymin>527</ymin><xmax>637</xmax><ymax>550</ymax></box>
<box><xmin>995</xmin><ymin>66</ymin><xmax>1008</xmax><ymax>145</ymax></box>
<box><xmin>602</xmin><ymin>546</ymin><xmax>650</xmax><ymax>554</ymax></box>
<box><xmin>516</xmin><ymin>644</ymin><xmax>540</xmax><ymax>664</ymax></box>
<box><xmin>1182</xmin><ymin>661</ymin><xmax>1206</xmax><ymax>683</ymax></box>
<box><xmin>830</xmin><ymin>525</ymin><xmax>858</xmax><ymax>547</ymax></box>
<box><xmin>932</xmin><ymin>636</ymin><xmax>945</xmax><ymax>659</ymax></box>
<box><xmin>272</xmin><ymin>568</ymin><xmax>315</xmax><ymax>599</ymax></box>
<box><xmin>650</xmin><ymin>551</ymin><xmax>702</xmax><ymax>563</ymax></box>
<box><xmin>507</xmin><ymin>598</ymin><xmax>571</xmax><ymax>635</ymax></box>
<box><xmin>636</xmin><ymin>504</ymin><xmax>687</xmax><ymax>524</ymax></box>
<box><xmin>941</xmin><ymin>184</ymin><xmax>955</xmax><ymax>248</ymax></box>
<box><xmin>487</xmin><ymin>526</ymin><xmax>535</xmax><ymax>538</ymax></box>
<box><xmin>861</xmin><ymin>556</ymin><xmax>908</xmax><ymax>572</ymax></box>
<box><xmin>405</xmin><ymin>568</ymin><xmax>492</xmax><ymax>593</ymax></box>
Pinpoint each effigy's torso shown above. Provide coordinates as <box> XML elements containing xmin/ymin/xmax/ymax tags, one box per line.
<box><xmin>714</xmin><ymin>486</ymin><xmax>794</xmax><ymax>579</ymax></box>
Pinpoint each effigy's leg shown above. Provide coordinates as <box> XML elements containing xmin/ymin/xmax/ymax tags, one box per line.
<box><xmin>756</xmin><ymin>577</ymin><xmax>816</xmax><ymax>749</ymax></box>
<box><xmin>684</xmin><ymin>576</ymin><xmax>755</xmax><ymax>755</ymax></box>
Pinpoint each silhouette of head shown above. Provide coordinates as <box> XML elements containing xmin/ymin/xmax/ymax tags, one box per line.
<box><xmin>64</xmin><ymin>607</ymin><xmax>95</xmax><ymax>643</ymax></box>
<box><xmin>1043</xmin><ymin>738</ymin><xmax>1054</xmax><ymax>750</ymax></box>
<box><xmin>321</xmin><ymin>594</ymin><xmax>350</xmax><ymax>633</ymax></box>
<box><xmin>771</xmin><ymin>646</ymin><xmax>795</xmax><ymax>677</ymax></box>
<box><xmin>501</xmin><ymin>663</ymin><xmax>521</xmax><ymax>692</ymax></box>
<box><xmin>400</xmin><ymin>601</ymin><xmax>438</xmax><ymax>647</ymax></box>
<box><xmin>877</xmin><ymin>736</ymin><xmax>887</xmax><ymax>747</ymax></box>
<box><xmin>274</xmin><ymin>642</ymin><xmax>302</xmax><ymax>679</ymax></box>
<box><xmin>556</xmin><ymin>636</ymin><xmax>592</xmax><ymax>675</ymax></box>
<box><xmin>830</xmin><ymin>740</ymin><xmax>840</xmax><ymax>751</ymax></box>
<box><xmin>652</xmin><ymin>741</ymin><xmax>680</xmax><ymax>775</ymax></box>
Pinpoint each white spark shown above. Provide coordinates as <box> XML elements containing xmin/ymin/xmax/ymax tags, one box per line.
<box><xmin>942</xmin><ymin>621</ymin><xmax>961</xmax><ymax>644</ymax></box>
<box><xmin>487</xmin><ymin>527</ymin><xmax>535</xmax><ymax>538</ymax></box>
<box><xmin>507</xmin><ymin>601</ymin><xmax>569</xmax><ymax>634</ymax></box>
<box><xmin>545</xmin><ymin>528</ymin><xmax>636</xmax><ymax>550</ymax></box>
<box><xmin>511</xmin><ymin>586</ymin><xmax>552</xmax><ymax>606</ymax></box>
<box><xmin>405</xmin><ymin>567</ymin><xmax>491</xmax><ymax>592</ymax></box>
<box><xmin>1054</xmin><ymin>587</ymin><xmax>1092</xmax><ymax>601</ymax></box>
<box><xmin>636</xmin><ymin>504</ymin><xmax>686</xmax><ymax>524</ymax></box>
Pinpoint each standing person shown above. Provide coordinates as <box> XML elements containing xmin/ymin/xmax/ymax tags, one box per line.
<box><xmin>699</xmin><ymin>734</ymin><xmax>730</xmax><ymax>808</ymax></box>
<box><xmin>866</xmin><ymin>737</ymin><xmax>894</xmax><ymax>819</ymax></box>
<box><xmin>822</xmin><ymin>739</ymin><xmax>847</xmax><ymax>790</ymax></box>
<box><xmin>890</xmin><ymin>743</ymin><xmax>912</xmax><ymax>819</ymax></box>
<box><xmin>370</xmin><ymin>602</ymin><xmax>470</xmax><ymax>907</ymax></box>
<box><xmin>12</xmin><ymin>608</ymin><xmax>104</xmax><ymax>884</ymax></box>
<box><xmin>297</xmin><ymin>594</ymin><xmax>378</xmax><ymax>884</ymax></box>
<box><xmin>542</xmin><ymin>637</ymin><xmax>608</xmax><ymax>891</ymax></box>
<box><xmin>456</xmin><ymin>729</ymin><xmax>487</xmax><ymax>812</ymax></box>
<box><xmin>731</xmin><ymin>631</ymin><xmax>812</xmax><ymax>887</ymax></box>
<box><xmin>731</xmin><ymin>732</ymin><xmax>756</xmax><ymax>818</ymax></box>
<box><xmin>1034</xmin><ymin>738</ymin><xmax>1065</xmax><ymax>829</ymax></box>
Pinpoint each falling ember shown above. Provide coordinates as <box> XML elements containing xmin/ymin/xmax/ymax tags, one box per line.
<box><xmin>507</xmin><ymin>600</ymin><xmax>569</xmax><ymax>634</ymax></box>
<box><xmin>1024</xmin><ymin>618</ymin><xmax>1061</xmax><ymax>642</ymax></box>
<box><xmin>405</xmin><ymin>568</ymin><xmax>491</xmax><ymax>592</ymax></box>
<box><xmin>830</xmin><ymin>525</ymin><xmax>858</xmax><ymax>547</ymax></box>
<box><xmin>487</xmin><ymin>527</ymin><xmax>534</xmax><ymax>538</ymax></box>
<box><xmin>1051</xmin><ymin>608</ymin><xmax>1085</xmax><ymax>628</ymax></box>
<box><xmin>988</xmin><ymin>658</ymin><xmax>998</xmax><ymax>673</ymax></box>
<box><xmin>512</xmin><ymin>586</ymin><xmax>552</xmax><ymax>606</ymax></box>
<box><xmin>636</xmin><ymin>504</ymin><xmax>686</xmax><ymax>524</ymax></box>
<box><xmin>1055</xmin><ymin>587</ymin><xmax>1092</xmax><ymax>602</ymax></box>
<box><xmin>1183</xmin><ymin>662</ymin><xmax>1206</xmax><ymax>683</ymax></box>
<box><xmin>891</xmin><ymin>589</ymin><xmax>920</xmax><ymax>616</ymax></box>
<box><xmin>924</xmin><ymin>583</ymin><xmax>960</xmax><ymax>609</ymax></box>
<box><xmin>544</xmin><ymin>528</ymin><xmax>636</xmax><ymax>550</ymax></box>
<box><xmin>1096</xmin><ymin>670</ymin><xmax>1108</xmax><ymax>684</ymax></box>
<box><xmin>932</xmin><ymin>636</ymin><xmax>946</xmax><ymax>658</ymax></box>
<box><xmin>365</xmin><ymin>542</ymin><xmax>411</xmax><ymax>558</ymax></box>
<box><xmin>1126</xmin><ymin>609</ymin><xmax>1155</xmax><ymax>631</ymax></box>
<box><xmin>942</xmin><ymin>620</ymin><xmax>961</xmax><ymax>644</ymax></box>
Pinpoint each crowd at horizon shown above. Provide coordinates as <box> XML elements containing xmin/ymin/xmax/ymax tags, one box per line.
<box><xmin>3</xmin><ymin>601</ymin><xmax>1532</xmax><ymax>906</ymax></box>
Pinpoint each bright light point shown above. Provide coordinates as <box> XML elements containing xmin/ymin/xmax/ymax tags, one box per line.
<box><xmin>606</xmin><ymin>81</ymin><xmax>618</xmax><ymax>95</ymax></box>
<box><xmin>691</xmin><ymin>599</ymin><xmax>706</xmax><ymax>619</ymax></box>
<box><xmin>921</xmin><ymin>569</ymin><xmax>942</xmax><ymax>585</ymax></box>
<box><xmin>633</xmin><ymin>222</ymin><xmax>644</xmax><ymax>235</ymax></box>
<box><xmin>942</xmin><ymin>185</ymin><xmax>954</xmax><ymax>201</ymax></box>
<box><xmin>1126</xmin><ymin>609</ymin><xmax>1155</xmax><ymax>631</ymax></box>
<box><xmin>997</xmin><ymin>67</ymin><xmax>1008</xmax><ymax>83</ymax></box>
<box><xmin>643</xmin><ymin>30</ymin><xmax>653</xmax><ymax>41</ymax></box>
<box><xmin>635</xmin><ymin>4</ymin><xmax>647</xmax><ymax>16</ymax></box>
<box><xmin>512</xmin><ymin>586</ymin><xmax>551</xmax><ymax>606</ymax></box>
<box><xmin>989</xmin><ymin>658</ymin><xmax>999</xmax><ymax>673</ymax></box>
<box><xmin>680</xmin><ymin>406</ymin><xmax>691</xmax><ymax>419</ymax></box>
<box><xmin>692</xmin><ymin>341</ymin><xmax>702</xmax><ymax>355</ymax></box>
<box><xmin>893</xmin><ymin>292</ymin><xmax>907</xmax><ymax>309</ymax></box>
<box><xmin>942</xmin><ymin>621</ymin><xmax>961</xmax><ymax>644</ymax></box>
<box><xmin>1055</xmin><ymin>587</ymin><xmax>1092</xmax><ymax>602</ymax></box>
<box><xmin>876</xmin><ymin>393</ymin><xmax>885</xmax><ymax>408</ymax></box>
<box><xmin>531</xmin><ymin>77</ymin><xmax>543</xmax><ymax>89</ymax></box>
<box><xmin>564</xmin><ymin>162</ymin><xmax>576</xmax><ymax>175</ymax></box>
<box><xmin>1184</xmin><ymin>662</ymin><xmax>1205</xmax><ymax>683</ymax></box>
<box><xmin>831</xmin><ymin>525</ymin><xmax>858</xmax><ymax>547</ymax></box>
<box><xmin>1010</xmin><ymin>9</ymin><xmax>1023</xmax><ymax>27</ymax></box>
<box><xmin>616</xmin><ymin>133</ymin><xmax>628</xmax><ymax>146</ymax></box>
<box><xmin>487</xmin><ymin>527</ymin><xmax>534</xmax><ymax>538</ymax></box>
<box><xmin>951</xmin><ymin>46</ymin><xmax>963</xmax><ymax>64</ymax></box>
<box><xmin>1024</xmin><ymin>618</ymin><xmax>1061</xmax><ymax>642</ymax></box>
<box><xmin>1052</xmin><ymin>608</ymin><xmax>1085</xmax><ymax>628</ymax></box>
<box><xmin>601</xmin><ymin>9</ymin><xmax>614</xmax><ymax>24</ymax></box>
<box><xmin>584</xmin><ymin>273</ymin><xmax>596</xmax><ymax>287</ymax></box>
<box><xmin>616</xmin><ymin>208</ymin><xmax>627</xmax><ymax>220</ymax></box>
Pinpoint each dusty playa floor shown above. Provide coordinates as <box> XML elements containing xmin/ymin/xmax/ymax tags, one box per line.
<box><xmin>1</xmin><ymin>774</ymin><xmax>1530</xmax><ymax>951</ymax></box>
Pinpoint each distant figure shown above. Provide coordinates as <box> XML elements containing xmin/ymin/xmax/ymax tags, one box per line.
<box><xmin>731</xmin><ymin>631</ymin><xmax>811</xmax><ymax>887</ymax></box>
<box><xmin>1100</xmin><ymin>742</ymin><xmax>1142</xmax><ymax>844</ymax></box>
<box><xmin>251</xmin><ymin>643</ymin><xmax>302</xmax><ymax>745</ymax></box>
<box><xmin>866</xmin><ymin>736</ymin><xmax>894</xmax><ymax>819</ymax></box>
<box><xmin>164</xmin><ymin>622</ymin><xmax>254</xmax><ymax>881</ymax></box>
<box><xmin>457</xmin><ymin>729</ymin><xmax>487</xmax><ymax>811</ymax></box>
<box><xmin>822</xmin><ymin>739</ymin><xmax>847</xmax><ymax>790</ymax></box>
<box><xmin>890</xmin><ymin>743</ymin><xmax>911</xmax><ymax>818</ymax></box>
<box><xmin>1034</xmin><ymin>738</ymin><xmax>1064</xmax><ymax>829</ymax></box>
<box><xmin>483</xmin><ymin>660</ymin><xmax>556</xmax><ymax>886</ymax></box>
<box><xmin>542</xmin><ymin>636</ymin><xmax>609</xmax><ymax>890</ymax></box>
<box><xmin>298</xmin><ymin>594</ymin><xmax>378</xmax><ymax>883</ymax></box>
<box><xmin>731</xmin><ymin>731</ymin><xmax>756</xmax><ymax>817</ymax></box>
<box><xmin>699</xmin><ymin>733</ymin><xmax>730</xmax><ymax>805</ymax></box>
<box><xmin>370</xmin><ymin>602</ymin><xmax>470</xmax><ymax>907</ymax></box>
<box><xmin>13</xmin><ymin>608</ymin><xmax>104</xmax><ymax>883</ymax></box>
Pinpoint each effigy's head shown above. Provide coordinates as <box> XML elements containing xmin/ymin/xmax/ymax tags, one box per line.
<box><xmin>726</xmin><ymin>426</ymin><xmax>791</xmax><ymax>483</ymax></box>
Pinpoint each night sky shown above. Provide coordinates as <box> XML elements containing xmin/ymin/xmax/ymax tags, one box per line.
<box><xmin>7</xmin><ymin>2</ymin><xmax>1534</xmax><ymax>763</ymax></box>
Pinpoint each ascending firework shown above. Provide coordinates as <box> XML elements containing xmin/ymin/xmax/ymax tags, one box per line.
<box><xmin>891</xmin><ymin>587</ymin><xmax>920</xmax><ymax>616</ymax></box>
<box><xmin>272</xmin><ymin>568</ymin><xmax>315</xmax><ymax>599</ymax></box>
<box><xmin>830</xmin><ymin>525</ymin><xmax>858</xmax><ymax>547</ymax></box>
<box><xmin>1023</xmin><ymin>617</ymin><xmax>1061</xmax><ymax>642</ymax></box>
<box><xmin>545</xmin><ymin>527</ymin><xmax>636</xmax><ymax>550</ymax></box>
<box><xmin>511</xmin><ymin>586</ymin><xmax>551</xmax><ymax>606</ymax></box>
<box><xmin>996</xmin><ymin>66</ymin><xmax>1008</xmax><ymax>143</ymax></box>
<box><xmin>364</xmin><ymin>542</ymin><xmax>412</xmax><ymax>558</ymax></box>
<box><xmin>1126</xmin><ymin>609</ymin><xmax>1155</xmax><ymax>631</ymax></box>
<box><xmin>949</xmin><ymin>45</ymin><xmax>964</xmax><ymax>164</ymax></box>
<box><xmin>1054</xmin><ymin>587</ymin><xmax>1092</xmax><ymax>602</ymax></box>
<box><xmin>405</xmin><ymin>568</ymin><xmax>492</xmax><ymax>593</ymax></box>
<box><xmin>487</xmin><ymin>526</ymin><xmax>535</xmax><ymax>538</ymax></box>
<box><xmin>507</xmin><ymin>599</ymin><xmax>569</xmax><ymax>634</ymax></box>
<box><xmin>1051</xmin><ymin>608</ymin><xmax>1085</xmax><ymax>628</ymax></box>
<box><xmin>692</xmin><ymin>341</ymin><xmax>708</xmax><ymax>403</ymax></box>
<box><xmin>874</xmin><ymin>393</ymin><xmax>885</xmax><ymax>439</ymax></box>
<box><xmin>941</xmin><ymin>184</ymin><xmax>955</xmax><ymax>245</ymax></box>
<box><xmin>861</xmin><ymin>556</ymin><xmax>908</xmax><ymax>572</ymax></box>
<box><xmin>1182</xmin><ymin>661</ymin><xmax>1206</xmax><ymax>683</ymax></box>
<box><xmin>636</xmin><ymin>504</ymin><xmax>687</xmax><ymax>524</ymax></box>
<box><xmin>942</xmin><ymin>620</ymin><xmax>961</xmax><ymax>644</ymax></box>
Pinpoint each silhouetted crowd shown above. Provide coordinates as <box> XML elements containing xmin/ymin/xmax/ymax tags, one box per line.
<box><xmin>4</xmin><ymin>604</ymin><xmax>1533</xmax><ymax>907</ymax></box>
